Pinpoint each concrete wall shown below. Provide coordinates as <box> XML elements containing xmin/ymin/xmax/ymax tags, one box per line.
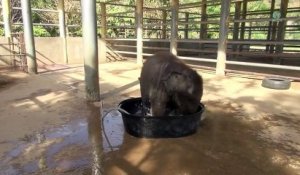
<box><xmin>35</xmin><ymin>37</ymin><xmax>64</xmax><ymax>65</ymax></box>
<box><xmin>0</xmin><ymin>37</ymin><xmax>107</xmax><ymax>66</ymax></box>
<box><xmin>0</xmin><ymin>37</ymin><xmax>13</xmax><ymax>65</ymax></box>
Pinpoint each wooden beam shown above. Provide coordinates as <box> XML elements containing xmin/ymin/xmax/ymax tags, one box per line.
<box><xmin>266</xmin><ymin>0</ymin><xmax>275</xmax><ymax>52</ymax></box>
<box><xmin>184</xmin><ymin>12</ymin><xmax>189</xmax><ymax>39</ymax></box>
<box><xmin>232</xmin><ymin>1</ymin><xmax>241</xmax><ymax>52</ymax></box>
<box><xmin>200</xmin><ymin>0</ymin><xmax>207</xmax><ymax>40</ymax></box>
<box><xmin>239</xmin><ymin>0</ymin><xmax>247</xmax><ymax>51</ymax></box>
<box><xmin>274</xmin><ymin>0</ymin><xmax>289</xmax><ymax>64</ymax></box>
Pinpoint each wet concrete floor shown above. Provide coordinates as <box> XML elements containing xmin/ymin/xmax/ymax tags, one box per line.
<box><xmin>0</xmin><ymin>63</ymin><xmax>299</xmax><ymax>175</ymax></box>
<box><xmin>0</xmin><ymin>100</ymin><xmax>299</xmax><ymax>175</ymax></box>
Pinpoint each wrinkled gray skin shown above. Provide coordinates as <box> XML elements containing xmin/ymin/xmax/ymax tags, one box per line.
<box><xmin>140</xmin><ymin>52</ymin><xmax>203</xmax><ymax>116</ymax></box>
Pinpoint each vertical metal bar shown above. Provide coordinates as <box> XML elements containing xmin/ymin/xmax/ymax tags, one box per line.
<box><xmin>266</xmin><ymin>0</ymin><xmax>275</xmax><ymax>51</ymax></box>
<box><xmin>2</xmin><ymin>0</ymin><xmax>11</xmax><ymax>37</ymax></box>
<box><xmin>239</xmin><ymin>0</ymin><xmax>247</xmax><ymax>51</ymax></box>
<box><xmin>170</xmin><ymin>0</ymin><xmax>179</xmax><ymax>55</ymax></box>
<box><xmin>184</xmin><ymin>12</ymin><xmax>189</xmax><ymax>39</ymax></box>
<box><xmin>274</xmin><ymin>0</ymin><xmax>289</xmax><ymax>64</ymax></box>
<box><xmin>81</xmin><ymin>0</ymin><xmax>100</xmax><ymax>102</ymax></box>
<box><xmin>21</xmin><ymin>0</ymin><xmax>37</xmax><ymax>74</ymax></box>
<box><xmin>58</xmin><ymin>0</ymin><xmax>68</xmax><ymax>64</ymax></box>
<box><xmin>100</xmin><ymin>3</ymin><xmax>107</xmax><ymax>63</ymax></box>
<box><xmin>136</xmin><ymin>0</ymin><xmax>143</xmax><ymax>65</ymax></box>
<box><xmin>162</xmin><ymin>10</ymin><xmax>167</xmax><ymax>39</ymax></box>
<box><xmin>216</xmin><ymin>0</ymin><xmax>230</xmax><ymax>76</ymax></box>
<box><xmin>233</xmin><ymin>1</ymin><xmax>241</xmax><ymax>52</ymax></box>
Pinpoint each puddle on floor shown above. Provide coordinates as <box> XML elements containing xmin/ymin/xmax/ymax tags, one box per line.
<box><xmin>0</xmin><ymin>101</ymin><xmax>299</xmax><ymax>175</ymax></box>
<box><xmin>0</xmin><ymin>107</ymin><xmax>125</xmax><ymax>174</ymax></box>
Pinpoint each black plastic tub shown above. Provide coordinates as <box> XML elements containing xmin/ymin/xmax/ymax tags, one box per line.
<box><xmin>118</xmin><ymin>97</ymin><xmax>205</xmax><ymax>138</ymax></box>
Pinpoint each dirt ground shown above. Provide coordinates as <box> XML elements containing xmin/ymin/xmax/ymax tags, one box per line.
<box><xmin>0</xmin><ymin>61</ymin><xmax>299</xmax><ymax>175</ymax></box>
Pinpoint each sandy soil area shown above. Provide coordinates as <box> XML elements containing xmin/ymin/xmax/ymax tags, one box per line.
<box><xmin>0</xmin><ymin>61</ymin><xmax>299</xmax><ymax>174</ymax></box>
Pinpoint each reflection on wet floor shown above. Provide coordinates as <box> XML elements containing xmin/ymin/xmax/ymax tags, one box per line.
<box><xmin>0</xmin><ymin>103</ymin><xmax>125</xmax><ymax>174</ymax></box>
<box><xmin>0</xmin><ymin>101</ymin><xmax>299</xmax><ymax>175</ymax></box>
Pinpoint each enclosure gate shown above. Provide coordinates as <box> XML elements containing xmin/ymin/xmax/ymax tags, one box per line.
<box><xmin>11</xmin><ymin>33</ymin><xmax>27</xmax><ymax>72</ymax></box>
<box><xmin>0</xmin><ymin>33</ymin><xmax>27</xmax><ymax>72</ymax></box>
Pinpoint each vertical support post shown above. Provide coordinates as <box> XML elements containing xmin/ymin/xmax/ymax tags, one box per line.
<box><xmin>270</xmin><ymin>22</ymin><xmax>277</xmax><ymax>53</ymax></box>
<box><xmin>170</xmin><ymin>0</ymin><xmax>179</xmax><ymax>56</ymax></box>
<box><xmin>184</xmin><ymin>12</ymin><xmax>189</xmax><ymax>39</ymax></box>
<box><xmin>216</xmin><ymin>0</ymin><xmax>230</xmax><ymax>76</ymax></box>
<box><xmin>162</xmin><ymin>10</ymin><xmax>167</xmax><ymax>39</ymax></box>
<box><xmin>136</xmin><ymin>0</ymin><xmax>143</xmax><ymax>65</ymax></box>
<box><xmin>266</xmin><ymin>0</ymin><xmax>275</xmax><ymax>51</ymax></box>
<box><xmin>274</xmin><ymin>0</ymin><xmax>289</xmax><ymax>64</ymax></box>
<box><xmin>2</xmin><ymin>0</ymin><xmax>13</xmax><ymax>66</ymax></box>
<box><xmin>248</xmin><ymin>21</ymin><xmax>252</xmax><ymax>39</ymax></box>
<box><xmin>100</xmin><ymin>2</ymin><xmax>107</xmax><ymax>63</ymax></box>
<box><xmin>200</xmin><ymin>0</ymin><xmax>207</xmax><ymax>40</ymax></box>
<box><xmin>200</xmin><ymin>0</ymin><xmax>207</xmax><ymax>50</ymax></box>
<box><xmin>233</xmin><ymin>1</ymin><xmax>241</xmax><ymax>52</ymax></box>
<box><xmin>239</xmin><ymin>0</ymin><xmax>247</xmax><ymax>51</ymax></box>
<box><xmin>87</xmin><ymin>103</ymin><xmax>103</xmax><ymax>175</ymax></box>
<box><xmin>81</xmin><ymin>0</ymin><xmax>100</xmax><ymax>101</ymax></box>
<box><xmin>21</xmin><ymin>0</ymin><xmax>37</xmax><ymax>74</ymax></box>
<box><xmin>58</xmin><ymin>0</ymin><xmax>68</xmax><ymax>64</ymax></box>
<box><xmin>2</xmin><ymin>0</ymin><xmax>12</xmax><ymax>37</ymax></box>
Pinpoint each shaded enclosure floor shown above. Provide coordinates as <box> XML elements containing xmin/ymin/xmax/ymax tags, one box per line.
<box><xmin>0</xmin><ymin>61</ymin><xmax>299</xmax><ymax>175</ymax></box>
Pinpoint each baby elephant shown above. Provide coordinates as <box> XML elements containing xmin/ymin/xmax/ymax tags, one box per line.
<box><xmin>140</xmin><ymin>52</ymin><xmax>203</xmax><ymax>116</ymax></box>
